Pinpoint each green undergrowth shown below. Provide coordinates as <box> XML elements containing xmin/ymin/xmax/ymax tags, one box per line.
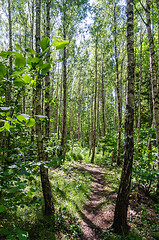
<box><xmin>0</xmin><ymin>160</ymin><xmax>92</xmax><ymax>240</ymax></box>
<box><xmin>50</xmin><ymin>161</ymin><xmax>92</xmax><ymax>216</ymax></box>
<box><xmin>0</xmin><ymin>147</ymin><xmax>158</xmax><ymax>240</ymax></box>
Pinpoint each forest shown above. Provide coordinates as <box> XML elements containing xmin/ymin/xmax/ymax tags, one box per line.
<box><xmin>0</xmin><ymin>0</ymin><xmax>159</xmax><ymax>239</ymax></box>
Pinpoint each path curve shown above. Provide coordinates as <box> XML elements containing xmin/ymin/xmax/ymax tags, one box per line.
<box><xmin>76</xmin><ymin>164</ymin><xmax>115</xmax><ymax>240</ymax></box>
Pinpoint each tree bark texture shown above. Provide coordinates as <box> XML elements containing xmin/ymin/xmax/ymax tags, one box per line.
<box><xmin>112</xmin><ymin>0</ymin><xmax>135</xmax><ymax>233</ymax></box>
<box><xmin>136</xmin><ymin>23</ymin><xmax>143</xmax><ymax>155</ymax></box>
<box><xmin>114</xmin><ymin>2</ymin><xmax>122</xmax><ymax>166</ymax></box>
<box><xmin>60</xmin><ymin>7</ymin><xmax>67</xmax><ymax>158</ymax></box>
<box><xmin>45</xmin><ymin>0</ymin><xmax>51</xmax><ymax>161</ymax></box>
<box><xmin>6</xmin><ymin>0</ymin><xmax>12</xmax><ymax>104</ymax></box>
<box><xmin>146</xmin><ymin>0</ymin><xmax>159</xmax><ymax>194</ymax></box>
<box><xmin>35</xmin><ymin>0</ymin><xmax>54</xmax><ymax>216</ymax></box>
<box><xmin>91</xmin><ymin>35</ymin><xmax>98</xmax><ymax>163</ymax></box>
<box><xmin>101</xmin><ymin>51</ymin><xmax>106</xmax><ymax>138</ymax></box>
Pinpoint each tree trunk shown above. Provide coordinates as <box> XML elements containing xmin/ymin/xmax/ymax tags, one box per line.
<box><xmin>112</xmin><ymin>0</ymin><xmax>135</xmax><ymax>233</ymax></box>
<box><xmin>101</xmin><ymin>51</ymin><xmax>106</xmax><ymax>138</ymax></box>
<box><xmin>146</xmin><ymin>0</ymin><xmax>159</xmax><ymax>194</ymax></box>
<box><xmin>31</xmin><ymin>0</ymin><xmax>35</xmax><ymax>143</ymax></box>
<box><xmin>136</xmin><ymin>23</ymin><xmax>143</xmax><ymax>155</ymax></box>
<box><xmin>156</xmin><ymin>0</ymin><xmax>159</xmax><ymax>87</ymax></box>
<box><xmin>23</xmin><ymin>26</ymin><xmax>27</xmax><ymax>114</ymax></box>
<box><xmin>91</xmin><ymin>35</ymin><xmax>98</xmax><ymax>163</ymax></box>
<box><xmin>6</xmin><ymin>0</ymin><xmax>12</xmax><ymax>157</ymax></box>
<box><xmin>114</xmin><ymin>2</ymin><xmax>122</xmax><ymax>166</ymax></box>
<box><xmin>60</xmin><ymin>5</ymin><xmax>67</xmax><ymax>158</ymax></box>
<box><xmin>35</xmin><ymin>0</ymin><xmax>54</xmax><ymax>216</ymax></box>
<box><xmin>54</xmin><ymin>65</ymin><xmax>59</xmax><ymax>133</ymax></box>
<box><xmin>45</xmin><ymin>0</ymin><xmax>51</xmax><ymax>161</ymax></box>
<box><xmin>89</xmin><ymin>95</ymin><xmax>93</xmax><ymax>157</ymax></box>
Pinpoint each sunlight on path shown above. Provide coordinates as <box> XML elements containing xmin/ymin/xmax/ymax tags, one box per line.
<box><xmin>76</xmin><ymin>164</ymin><xmax>116</xmax><ymax>240</ymax></box>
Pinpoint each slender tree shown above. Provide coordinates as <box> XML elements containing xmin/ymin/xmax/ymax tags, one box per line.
<box><xmin>59</xmin><ymin>0</ymin><xmax>67</xmax><ymax>158</ymax></box>
<box><xmin>91</xmin><ymin>34</ymin><xmax>98</xmax><ymax>163</ymax></box>
<box><xmin>114</xmin><ymin>1</ymin><xmax>122</xmax><ymax>166</ymax></box>
<box><xmin>35</xmin><ymin>0</ymin><xmax>55</xmax><ymax>216</ymax></box>
<box><xmin>45</xmin><ymin>0</ymin><xmax>51</xmax><ymax>160</ymax></box>
<box><xmin>112</xmin><ymin>0</ymin><xmax>135</xmax><ymax>233</ymax></box>
<box><xmin>136</xmin><ymin>23</ymin><xmax>143</xmax><ymax>155</ymax></box>
<box><xmin>146</xmin><ymin>0</ymin><xmax>159</xmax><ymax>194</ymax></box>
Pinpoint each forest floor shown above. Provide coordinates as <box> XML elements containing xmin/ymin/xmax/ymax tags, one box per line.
<box><xmin>75</xmin><ymin>163</ymin><xmax>116</xmax><ymax>240</ymax></box>
<box><xmin>72</xmin><ymin>163</ymin><xmax>159</xmax><ymax>240</ymax></box>
<box><xmin>1</xmin><ymin>160</ymin><xmax>158</xmax><ymax>240</ymax></box>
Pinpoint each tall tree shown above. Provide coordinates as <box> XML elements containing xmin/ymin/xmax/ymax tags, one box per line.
<box><xmin>112</xmin><ymin>0</ymin><xmax>135</xmax><ymax>233</ymax></box>
<box><xmin>91</xmin><ymin>33</ymin><xmax>98</xmax><ymax>163</ymax></box>
<box><xmin>60</xmin><ymin>3</ymin><xmax>67</xmax><ymax>158</ymax></box>
<box><xmin>146</xmin><ymin>0</ymin><xmax>159</xmax><ymax>194</ymax></box>
<box><xmin>45</xmin><ymin>0</ymin><xmax>51</xmax><ymax>160</ymax></box>
<box><xmin>35</xmin><ymin>0</ymin><xmax>55</xmax><ymax>216</ymax></box>
<box><xmin>114</xmin><ymin>1</ymin><xmax>122</xmax><ymax>166</ymax></box>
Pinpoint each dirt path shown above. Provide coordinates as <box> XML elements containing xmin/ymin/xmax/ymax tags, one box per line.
<box><xmin>76</xmin><ymin>164</ymin><xmax>116</xmax><ymax>240</ymax></box>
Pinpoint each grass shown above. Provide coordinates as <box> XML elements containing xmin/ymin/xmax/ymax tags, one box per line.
<box><xmin>0</xmin><ymin>147</ymin><xmax>159</xmax><ymax>240</ymax></box>
<box><xmin>50</xmin><ymin>161</ymin><xmax>92</xmax><ymax>217</ymax></box>
<box><xmin>0</xmin><ymin>160</ymin><xmax>92</xmax><ymax>240</ymax></box>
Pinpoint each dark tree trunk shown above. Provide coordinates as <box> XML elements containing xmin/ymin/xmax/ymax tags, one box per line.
<box><xmin>91</xmin><ymin>35</ymin><xmax>98</xmax><ymax>163</ymax></box>
<box><xmin>35</xmin><ymin>0</ymin><xmax>54</xmax><ymax>216</ymax></box>
<box><xmin>112</xmin><ymin>0</ymin><xmax>135</xmax><ymax>234</ymax></box>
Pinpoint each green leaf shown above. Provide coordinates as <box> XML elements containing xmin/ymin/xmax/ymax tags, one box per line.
<box><xmin>23</xmin><ymin>74</ymin><xmax>31</xmax><ymax>84</ymax></box>
<box><xmin>27</xmin><ymin>190</ymin><xmax>33</xmax><ymax>197</ymax></box>
<box><xmin>26</xmin><ymin>118</ymin><xmax>35</xmax><ymax>127</ymax></box>
<box><xmin>52</xmin><ymin>37</ymin><xmax>69</xmax><ymax>49</ymax></box>
<box><xmin>17</xmin><ymin>114</ymin><xmax>26</xmax><ymax>122</ymax></box>
<box><xmin>0</xmin><ymin>205</ymin><xmax>7</xmax><ymax>212</ymax></box>
<box><xmin>0</xmin><ymin>126</ymin><xmax>5</xmax><ymax>132</ymax></box>
<box><xmin>0</xmin><ymin>51</ymin><xmax>10</xmax><ymax>58</ymax></box>
<box><xmin>26</xmin><ymin>48</ymin><xmax>36</xmax><ymax>55</ymax></box>
<box><xmin>31</xmin><ymin>57</ymin><xmax>41</xmax><ymax>64</ymax></box>
<box><xmin>40</xmin><ymin>62</ymin><xmax>51</xmax><ymax>75</ymax></box>
<box><xmin>50</xmin><ymin>119</ymin><xmax>54</xmax><ymax>123</ymax></box>
<box><xmin>4</xmin><ymin>121</ymin><xmax>10</xmax><ymax>130</ymax></box>
<box><xmin>40</xmin><ymin>37</ymin><xmax>49</xmax><ymax>51</ymax></box>
<box><xmin>0</xmin><ymin>62</ymin><xmax>7</xmax><ymax>77</ymax></box>
<box><xmin>30</xmin><ymin>188</ymin><xmax>37</xmax><ymax>192</ymax></box>
<box><xmin>14</xmin><ymin>53</ymin><xmax>26</xmax><ymax>68</ymax></box>
<box><xmin>6</xmin><ymin>117</ymin><xmax>12</xmax><ymax>121</ymax></box>
<box><xmin>15</xmin><ymin>44</ymin><xmax>22</xmax><ymax>51</ymax></box>
<box><xmin>13</xmin><ymin>78</ymin><xmax>25</xmax><ymax>88</ymax></box>
<box><xmin>14</xmin><ymin>229</ymin><xmax>29</xmax><ymax>240</ymax></box>
<box><xmin>17</xmin><ymin>231</ymin><xmax>28</xmax><ymax>240</ymax></box>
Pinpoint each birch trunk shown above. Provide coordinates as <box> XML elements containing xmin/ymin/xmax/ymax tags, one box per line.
<box><xmin>60</xmin><ymin>4</ymin><xmax>67</xmax><ymax>158</ymax></box>
<box><xmin>101</xmin><ymin>51</ymin><xmax>106</xmax><ymax>138</ymax></box>
<box><xmin>114</xmin><ymin>2</ymin><xmax>122</xmax><ymax>166</ymax></box>
<box><xmin>31</xmin><ymin>0</ymin><xmax>35</xmax><ymax>143</ymax></box>
<box><xmin>91</xmin><ymin>35</ymin><xmax>98</xmax><ymax>163</ymax></box>
<box><xmin>112</xmin><ymin>0</ymin><xmax>135</xmax><ymax>233</ymax></box>
<box><xmin>146</xmin><ymin>0</ymin><xmax>159</xmax><ymax>194</ymax></box>
<box><xmin>136</xmin><ymin>23</ymin><xmax>143</xmax><ymax>155</ymax></box>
